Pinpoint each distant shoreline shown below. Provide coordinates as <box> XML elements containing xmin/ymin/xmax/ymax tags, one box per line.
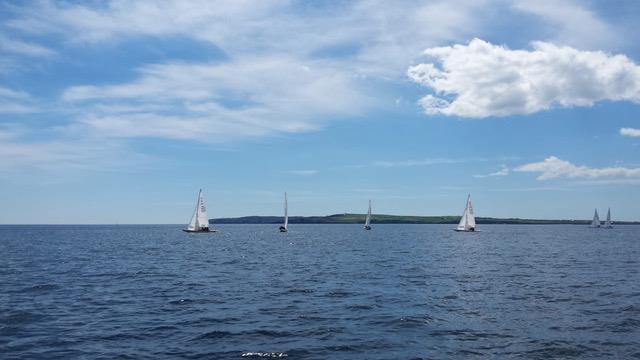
<box><xmin>212</xmin><ymin>214</ymin><xmax>640</xmax><ymax>225</ymax></box>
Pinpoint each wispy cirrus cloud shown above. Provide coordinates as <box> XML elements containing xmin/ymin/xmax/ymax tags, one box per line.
<box><xmin>408</xmin><ymin>39</ymin><xmax>640</xmax><ymax>118</ymax></box>
<box><xmin>515</xmin><ymin>156</ymin><xmax>640</xmax><ymax>180</ymax></box>
<box><xmin>0</xmin><ymin>135</ymin><xmax>151</xmax><ymax>174</ymax></box>
<box><xmin>288</xmin><ymin>170</ymin><xmax>319</xmax><ymax>176</ymax></box>
<box><xmin>511</xmin><ymin>0</ymin><xmax>618</xmax><ymax>50</ymax></box>
<box><xmin>620</xmin><ymin>128</ymin><xmax>640</xmax><ymax>137</ymax></box>
<box><xmin>371</xmin><ymin>158</ymin><xmax>465</xmax><ymax>168</ymax></box>
<box><xmin>63</xmin><ymin>57</ymin><xmax>371</xmax><ymax>140</ymax></box>
<box><xmin>0</xmin><ymin>34</ymin><xmax>56</xmax><ymax>57</ymax></box>
<box><xmin>0</xmin><ymin>86</ymin><xmax>38</xmax><ymax>113</ymax></box>
<box><xmin>7</xmin><ymin>0</ymin><xmax>489</xmax><ymax>78</ymax></box>
<box><xmin>474</xmin><ymin>166</ymin><xmax>509</xmax><ymax>178</ymax></box>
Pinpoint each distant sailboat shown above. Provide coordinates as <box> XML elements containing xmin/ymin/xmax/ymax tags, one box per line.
<box><xmin>455</xmin><ymin>194</ymin><xmax>476</xmax><ymax>232</ymax></box>
<box><xmin>183</xmin><ymin>189</ymin><xmax>214</xmax><ymax>233</ymax></box>
<box><xmin>590</xmin><ymin>209</ymin><xmax>601</xmax><ymax>228</ymax></box>
<box><xmin>279</xmin><ymin>192</ymin><xmax>288</xmax><ymax>232</ymax></box>
<box><xmin>364</xmin><ymin>200</ymin><xmax>372</xmax><ymax>230</ymax></box>
<box><xmin>603</xmin><ymin>208</ymin><xmax>613</xmax><ymax>228</ymax></box>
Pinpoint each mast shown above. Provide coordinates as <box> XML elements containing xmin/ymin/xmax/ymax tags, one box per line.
<box><xmin>365</xmin><ymin>200</ymin><xmax>371</xmax><ymax>227</ymax></box>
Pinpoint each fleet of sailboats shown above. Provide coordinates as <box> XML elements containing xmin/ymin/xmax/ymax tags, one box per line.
<box><xmin>182</xmin><ymin>189</ymin><xmax>621</xmax><ymax>233</ymax></box>
<box><xmin>364</xmin><ymin>200</ymin><xmax>372</xmax><ymax>230</ymax></box>
<box><xmin>279</xmin><ymin>192</ymin><xmax>289</xmax><ymax>233</ymax></box>
<box><xmin>183</xmin><ymin>189</ymin><xmax>214</xmax><ymax>233</ymax></box>
<box><xmin>455</xmin><ymin>194</ymin><xmax>476</xmax><ymax>232</ymax></box>
<box><xmin>591</xmin><ymin>208</ymin><xmax>613</xmax><ymax>228</ymax></box>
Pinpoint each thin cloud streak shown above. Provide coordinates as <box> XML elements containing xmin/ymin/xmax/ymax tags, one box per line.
<box><xmin>371</xmin><ymin>158</ymin><xmax>466</xmax><ymax>168</ymax></box>
<box><xmin>515</xmin><ymin>156</ymin><xmax>640</xmax><ymax>181</ymax></box>
<box><xmin>474</xmin><ymin>166</ymin><xmax>509</xmax><ymax>178</ymax></box>
<box><xmin>288</xmin><ymin>170</ymin><xmax>319</xmax><ymax>176</ymax></box>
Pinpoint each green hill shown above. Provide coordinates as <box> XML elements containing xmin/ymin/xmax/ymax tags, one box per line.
<box><xmin>211</xmin><ymin>214</ymin><xmax>639</xmax><ymax>225</ymax></box>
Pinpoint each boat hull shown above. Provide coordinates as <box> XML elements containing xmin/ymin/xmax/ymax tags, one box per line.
<box><xmin>364</xmin><ymin>225</ymin><xmax>372</xmax><ymax>230</ymax></box>
<box><xmin>183</xmin><ymin>228</ymin><xmax>216</xmax><ymax>233</ymax></box>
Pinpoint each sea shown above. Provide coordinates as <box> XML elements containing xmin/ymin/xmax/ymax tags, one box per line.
<box><xmin>1</xmin><ymin>224</ymin><xmax>639</xmax><ymax>359</ymax></box>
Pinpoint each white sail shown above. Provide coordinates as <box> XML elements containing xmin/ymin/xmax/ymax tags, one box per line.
<box><xmin>283</xmin><ymin>192</ymin><xmax>288</xmax><ymax>230</ymax></box>
<box><xmin>186</xmin><ymin>189</ymin><xmax>209</xmax><ymax>231</ymax></box>
<box><xmin>365</xmin><ymin>200</ymin><xmax>372</xmax><ymax>227</ymax></box>
<box><xmin>604</xmin><ymin>208</ymin><xmax>612</xmax><ymax>228</ymax></box>
<box><xmin>591</xmin><ymin>209</ymin><xmax>601</xmax><ymax>227</ymax></box>
<box><xmin>456</xmin><ymin>194</ymin><xmax>476</xmax><ymax>231</ymax></box>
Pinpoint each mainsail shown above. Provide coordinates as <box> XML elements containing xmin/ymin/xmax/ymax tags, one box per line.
<box><xmin>283</xmin><ymin>192</ymin><xmax>288</xmax><ymax>230</ymax></box>
<box><xmin>456</xmin><ymin>194</ymin><xmax>476</xmax><ymax>231</ymax></box>
<box><xmin>186</xmin><ymin>189</ymin><xmax>209</xmax><ymax>231</ymax></box>
<box><xmin>364</xmin><ymin>200</ymin><xmax>372</xmax><ymax>228</ymax></box>
<box><xmin>604</xmin><ymin>208</ymin><xmax>612</xmax><ymax>228</ymax></box>
<box><xmin>590</xmin><ymin>209</ymin><xmax>601</xmax><ymax>228</ymax></box>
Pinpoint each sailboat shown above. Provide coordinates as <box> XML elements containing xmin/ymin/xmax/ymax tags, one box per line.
<box><xmin>364</xmin><ymin>200</ymin><xmax>372</xmax><ymax>230</ymax></box>
<box><xmin>279</xmin><ymin>192</ymin><xmax>288</xmax><ymax>232</ymax></box>
<box><xmin>603</xmin><ymin>208</ymin><xmax>613</xmax><ymax>228</ymax></box>
<box><xmin>183</xmin><ymin>189</ymin><xmax>214</xmax><ymax>233</ymax></box>
<box><xmin>590</xmin><ymin>209</ymin><xmax>601</xmax><ymax>228</ymax></box>
<box><xmin>455</xmin><ymin>194</ymin><xmax>477</xmax><ymax>232</ymax></box>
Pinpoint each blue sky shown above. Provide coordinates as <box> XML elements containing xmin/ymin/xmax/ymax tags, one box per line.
<box><xmin>1</xmin><ymin>0</ymin><xmax>640</xmax><ymax>224</ymax></box>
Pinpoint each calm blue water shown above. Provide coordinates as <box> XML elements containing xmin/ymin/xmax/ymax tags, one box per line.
<box><xmin>1</xmin><ymin>224</ymin><xmax>639</xmax><ymax>359</ymax></box>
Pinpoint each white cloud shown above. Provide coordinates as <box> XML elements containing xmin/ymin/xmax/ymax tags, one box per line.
<box><xmin>8</xmin><ymin>0</ymin><xmax>489</xmax><ymax>78</ymax></box>
<box><xmin>620</xmin><ymin>128</ymin><xmax>640</xmax><ymax>137</ymax></box>
<box><xmin>0</xmin><ymin>35</ymin><xmax>56</xmax><ymax>57</ymax></box>
<box><xmin>372</xmin><ymin>158</ymin><xmax>464</xmax><ymax>168</ymax></box>
<box><xmin>0</xmin><ymin>86</ymin><xmax>37</xmax><ymax>113</ymax></box>
<box><xmin>0</xmin><ymin>136</ymin><xmax>149</xmax><ymax>173</ymax></box>
<box><xmin>408</xmin><ymin>39</ymin><xmax>640</xmax><ymax>118</ymax></box>
<box><xmin>289</xmin><ymin>170</ymin><xmax>318</xmax><ymax>176</ymax></box>
<box><xmin>0</xmin><ymin>86</ymin><xmax>29</xmax><ymax>99</ymax></box>
<box><xmin>511</xmin><ymin>0</ymin><xmax>618</xmax><ymax>50</ymax></box>
<box><xmin>63</xmin><ymin>57</ymin><xmax>370</xmax><ymax>140</ymax></box>
<box><xmin>515</xmin><ymin>156</ymin><xmax>640</xmax><ymax>180</ymax></box>
<box><xmin>474</xmin><ymin>166</ymin><xmax>509</xmax><ymax>178</ymax></box>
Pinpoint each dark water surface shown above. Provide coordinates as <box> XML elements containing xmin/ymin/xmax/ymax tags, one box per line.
<box><xmin>1</xmin><ymin>224</ymin><xmax>639</xmax><ymax>359</ymax></box>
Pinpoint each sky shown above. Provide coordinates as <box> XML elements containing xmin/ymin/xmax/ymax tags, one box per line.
<box><xmin>1</xmin><ymin>0</ymin><xmax>640</xmax><ymax>224</ymax></box>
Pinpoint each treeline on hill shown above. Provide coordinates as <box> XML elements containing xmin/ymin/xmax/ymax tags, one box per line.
<box><xmin>211</xmin><ymin>214</ymin><xmax>639</xmax><ymax>225</ymax></box>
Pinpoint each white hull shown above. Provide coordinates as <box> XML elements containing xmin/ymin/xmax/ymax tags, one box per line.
<box><xmin>183</xmin><ymin>228</ymin><xmax>217</xmax><ymax>233</ymax></box>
